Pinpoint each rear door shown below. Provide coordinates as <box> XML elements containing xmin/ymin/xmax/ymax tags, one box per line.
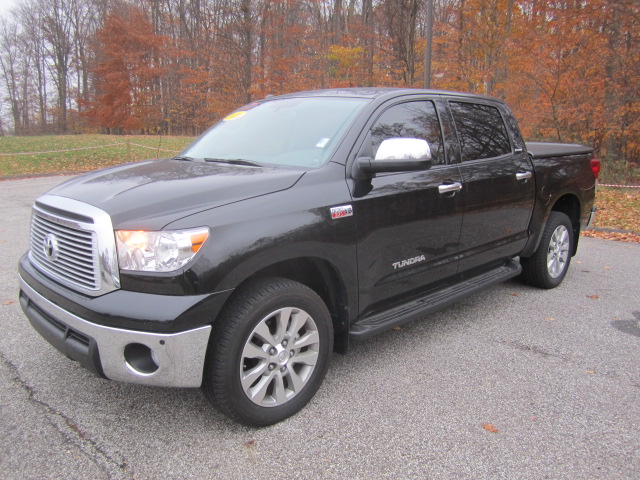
<box><xmin>448</xmin><ymin>100</ymin><xmax>535</xmax><ymax>271</ymax></box>
<box><xmin>349</xmin><ymin>98</ymin><xmax>464</xmax><ymax>319</ymax></box>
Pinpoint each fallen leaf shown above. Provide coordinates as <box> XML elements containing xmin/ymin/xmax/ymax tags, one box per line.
<box><xmin>581</xmin><ymin>270</ymin><xmax>591</xmax><ymax>273</ymax></box>
<box><xmin>582</xmin><ymin>230</ymin><xmax>640</xmax><ymax>244</ymax></box>
<box><xmin>393</xmin><ymin>326</ymin><xmax>402</xmax><ymax>331</ymax></box>
<box><xmin>585</xmin><ymin>188</ymin><xmax>640</xmax><ymax>237</ymax></box>
<box><xmin>576</xmin><ymin>260</ymin><xmax>582</xmax><ymax>264</ymax></box>
<box><xmin>586</xmin><ymin>295</ymin><xmax>599</xmax><ymax>300</ymax></box>
<box><xmin>586</xmin><ymin>370</ymin><xmax>596</xmax><ymax>374</ymax></box>
<box><xmin>245</xmin><ymin>439</ymin><xmax>256</xmax><ymax>448</ymax></box>
<box><xmin>604</xmin><ymin>266</ymin><xmax>612</xmax><ymax>270</ymax></box>
<box><xmin>1</xmin><ymin>300</ymin><xmax>14</xmax><ymax>306</ymax></box>
<box><xmin>511</xmin><ymin>293</ymin><xmax>519</xmax><ymax>297</ymax></box>
<box><xmin>545</xmin><ymin>317</ymin><xmax>555</xmax><ymax>321</ymax></box>
<box><xmin>483</xmin><ymin>423</ymin><xmax>499</xmax><ymax>433</ymax></box>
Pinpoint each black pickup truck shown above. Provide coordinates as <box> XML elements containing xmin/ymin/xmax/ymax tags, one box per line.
<box><xmin>19</xmin><ymin>89</ymin><xmax>599</xmax><ymax>426</ymax></box>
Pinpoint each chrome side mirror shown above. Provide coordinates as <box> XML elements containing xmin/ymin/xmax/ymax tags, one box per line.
<box><xmin>352</xmin><ymin>136</ymin><xmax>433</xmax><ymax>181</ymax></box>
<box><xmin>375</xmin><ymin>138</ymin><xmax>432</xmax><ymax>162</ymax></box>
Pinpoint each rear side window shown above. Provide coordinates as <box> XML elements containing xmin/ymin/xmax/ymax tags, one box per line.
<box><xmin>449</xmin><ymin>101</ymin><xmax>511</xmax><ymax>161</ymax></box>
<box><xmin>370</xmin><ymin>101</ymin><xmax>445</xmax><ymax>166</ymax></box>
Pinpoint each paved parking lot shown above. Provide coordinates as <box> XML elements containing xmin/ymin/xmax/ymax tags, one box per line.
<box><xmin>1</xmin><ymin>176</ymin><xmax>639</xmax><ymax>479</ymax></box>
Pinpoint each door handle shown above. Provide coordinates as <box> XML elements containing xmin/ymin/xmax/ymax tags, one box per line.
<box><xmin>516</xmin><ymin>171</ymin><xmax>532</xmax><ymax>181</ymax></box>
<box><xmin>438</xmin><ymin>182</ymin><xmax>463</xmax><ymax>194</ymax></box>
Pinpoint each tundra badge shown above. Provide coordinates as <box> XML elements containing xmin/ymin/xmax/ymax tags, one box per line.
<box><xmin>392</xmin><ymin>255</ymin><xmax>426</xmax><ymax>270</ymax></box>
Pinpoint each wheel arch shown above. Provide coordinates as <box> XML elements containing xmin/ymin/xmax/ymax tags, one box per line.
<box><xmin>221</xmin><ymin>257</ymin><xmax>352</xmax><ymax>354</ymax></box>
<box><xmin>523</xmin><ymin>192</ymin><xmax>582</xmax><ymax>259</ymax></box>
<box><xmin>551</xmin><ymin>193</ymin><xmax>581</xmax><ymax>255</ymax></box>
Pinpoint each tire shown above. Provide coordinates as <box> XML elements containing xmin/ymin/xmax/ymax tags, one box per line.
<box><xmin>202</xmin><ymin>277</ymin><xmax>333</xmax><ymax>426</ymax></box>
<box><xmin>521</xmin><ymin>211</ymin><xmax>574</xmax><ymax>289</ymax></box>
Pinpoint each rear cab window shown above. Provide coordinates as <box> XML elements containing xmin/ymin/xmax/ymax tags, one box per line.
<box><xmin>449</xmin><ymin>101</ymin><xmax>512</xmax><ymax>162</ymax></box>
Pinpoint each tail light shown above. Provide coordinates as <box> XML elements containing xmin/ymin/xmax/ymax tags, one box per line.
<box><xmin>590</xmin><ymin>158</ymin><xmax>601</xmax><ymax>179</ymax></box>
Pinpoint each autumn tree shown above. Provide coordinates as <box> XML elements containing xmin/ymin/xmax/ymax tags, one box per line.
<box><xmin>0</xmin><ymin>18</ymin><xmax>29</xmax><ymax>134</ymax></box>
<box><xmin>379</xmin><ymin>0</ymin><xmax>421</xmax><ymax>86</ymax></box>
<box><xmin>16</xmin><ymin>0</ymin><xmax>50</xmax><ymax>132</ymax></box>
<box><xmin>41</xmin><ymin>0</ymin><xmax>74</xmax><ymax>133</ymax></box>
<box><xmin>0</xmin><ymin>0</ymin><xmax>638</xmax><ymax>179</ymax></box>
<box><xmin>85</xmin><ymin>6</ymin><xmax>165</xmax><ymax>133</ymax></box>
<box><xmin>600</xmin><ymin>0</ymin><xmax>639</xmax><ymax>165</ymax></box>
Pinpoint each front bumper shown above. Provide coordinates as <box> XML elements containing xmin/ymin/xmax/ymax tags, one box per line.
<box><xmin>19</xmin><ymin>276</ymin><xmax>211</xmax><ymax>387</ymax></box>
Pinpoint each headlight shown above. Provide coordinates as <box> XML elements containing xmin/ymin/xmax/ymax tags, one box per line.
<box><xmin>115</xmin><ymin>227</ymin><xmax>209</xmax><ymax>273</ymax></box>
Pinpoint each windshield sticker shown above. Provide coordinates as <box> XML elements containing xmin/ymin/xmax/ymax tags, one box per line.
<box><xmin>315</xmin><ymin>138</ymin><xmax>330</xmax><ymax>148</ymax></box>
<box><xmin>223</xmin><ymin>111</ymin><xmax>247</xmax><ymax>122</ymax></box>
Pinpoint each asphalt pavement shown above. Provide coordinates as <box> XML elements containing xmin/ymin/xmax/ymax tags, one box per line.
<box><xmin>1</xmin><ymin>176</ymin><xmax>638</xmax><ymax>479</ymax></box>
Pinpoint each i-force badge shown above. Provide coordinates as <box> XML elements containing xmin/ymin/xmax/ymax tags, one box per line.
<box><xmin>330</xmin><ymin>205</ymin><xmax>353</xmax><ymax>220</ymax></box>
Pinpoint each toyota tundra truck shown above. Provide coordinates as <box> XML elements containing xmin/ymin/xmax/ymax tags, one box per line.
<box><xmin>18</xmin><ymin>88</ymin><xmax>599</xmax><ymax>426</ymax></box>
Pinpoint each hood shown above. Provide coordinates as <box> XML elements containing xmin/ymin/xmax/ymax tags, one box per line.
<box><xmin>47</xmin><ymin>159</ymin><xmax>305</xmax><ymax>229</ymax></box>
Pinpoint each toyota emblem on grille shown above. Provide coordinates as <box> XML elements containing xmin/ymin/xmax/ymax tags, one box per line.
<box><xmin>43</xmin><ymin>233</ymin><xmax>59</xmax><ymax>262</ymax></box>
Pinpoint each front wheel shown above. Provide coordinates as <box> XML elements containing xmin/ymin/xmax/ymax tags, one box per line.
<box><xmin>521</xmin><ymin>211</ymin><xmax>574</xmax><ymax>289</ymax></box>
<box><xmin>202</xmin><ymin>277</ymin><xmax>333</xmax><ymax>426</ymax></box>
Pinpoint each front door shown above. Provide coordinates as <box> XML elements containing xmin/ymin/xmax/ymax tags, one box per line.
<box><xmin>350</xmin><ymin>99</ymin><xmax>464</xmax><ymax>319</ymax></box>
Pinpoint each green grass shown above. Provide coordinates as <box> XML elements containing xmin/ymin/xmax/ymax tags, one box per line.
<box><xmin>0</xmin><ymin>134</ymin><xmax>195</xmax><ymax>176</ymax></box>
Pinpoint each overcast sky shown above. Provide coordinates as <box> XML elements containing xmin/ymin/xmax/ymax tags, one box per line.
<box><xmin>0</xmin><ymin>0</ymin><xmax>18</xmax><ymax>19</ymax></box>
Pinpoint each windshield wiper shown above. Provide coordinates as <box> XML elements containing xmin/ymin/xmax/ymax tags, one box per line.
<box><xmin>203</xmin><ymin>158</ymin><xmax>263</xmax><ymax>167</ymax></box>
<box><xmin>172</xmin><ymin>155</ymin><xmax>195</xmax><ymax>161</ymax></box>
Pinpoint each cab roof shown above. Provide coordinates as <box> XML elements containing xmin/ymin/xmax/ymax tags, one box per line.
<box><xmin>269</xmin><ymin>87</ymin><xmax>496</xmax><ymax>102</ymax></box>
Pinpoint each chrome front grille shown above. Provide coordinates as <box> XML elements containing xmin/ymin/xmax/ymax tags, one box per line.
<box><xmin>30</xmin><ymin>210</ymin><xmax>100</xmax><ymax>291</ymax></box>
<box><xmin>28</xmin><ymin>195</ymin><xmax>121</xmax><ymax>296</ymax></box>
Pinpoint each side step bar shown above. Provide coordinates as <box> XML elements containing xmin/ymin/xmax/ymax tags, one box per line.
<box><xmin>349</xmin><ymin>259</ymin><xmax>521</xmax><ymax>340</ymax></box>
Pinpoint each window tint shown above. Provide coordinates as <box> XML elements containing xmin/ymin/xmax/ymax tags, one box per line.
<box><xmin>370</xmin><ymin>101</ymin><xmax>444</xmax><ymax>166</ymax></box>
<box><xmin>449</xmin><ymin>101</ymin><xmax>511</xmax><ymax>161</ymax></box>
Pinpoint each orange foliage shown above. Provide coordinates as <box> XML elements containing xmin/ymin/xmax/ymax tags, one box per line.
<box><xmin>84</xmin><ymin>6</ymin><xmax>165</xmax><ymax>133</ymax></box>
<box><xmin>71</xmin><ymin>0</ymin><xmax>637</xmax><ymax>169</ymax></box>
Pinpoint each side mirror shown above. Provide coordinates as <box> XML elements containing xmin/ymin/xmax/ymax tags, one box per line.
<box><xmin>375</xmin><ymin>138</ymin><xmax>432</xmax><ymax>162</ymax></box>
<box><xmin>353</xmin><ymin>138</ymin><xmax>432</xmax><ymax>179</ymax></box>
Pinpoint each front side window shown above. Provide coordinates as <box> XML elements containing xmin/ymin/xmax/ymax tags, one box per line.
<box><xmin>449</xmin><ymin>101</ymin><xmax>511</xmax><ymax>161</ymax></box>
<box><xmin>370</xmin><ymin>101</ymin><xmax>445</xmax><ymax>166</ymax></box>
<box><xmin>183</xmin><ymin>97</ymin><xmax>370</xmax><ymax>168</ymax></box>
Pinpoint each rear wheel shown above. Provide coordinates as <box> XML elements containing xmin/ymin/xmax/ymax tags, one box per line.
<box><xmin>521</xmin><ymin>211</ymin><xmax>574</xmax><ymax>289</ymax></box>
<box><xmin>202</xmin><ymin>277</ymin><xmax>333</xmax><ymax>426</ymax></box>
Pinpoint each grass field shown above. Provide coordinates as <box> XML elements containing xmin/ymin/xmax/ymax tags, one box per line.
<box><xmin>0</xmin><ymin>135</ymin><xmax>195</xmax><ymax>176</ymax></box>
<box><xmin>1</xmin><ymin>134</ymin><xmax>638</xmax><ymax>240</ymax></box>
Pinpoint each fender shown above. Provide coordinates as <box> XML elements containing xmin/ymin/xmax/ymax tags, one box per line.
<box><xmin>167</xmin><ymin>162</ymin><xmax>359</xmax><ymax>330</ymax></box>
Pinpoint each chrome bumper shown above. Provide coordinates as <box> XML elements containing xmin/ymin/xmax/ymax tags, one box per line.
<box><xmin>19</xmin><ymin>277</ymin><xmax>211</xmax><ymax>388</ymax></box>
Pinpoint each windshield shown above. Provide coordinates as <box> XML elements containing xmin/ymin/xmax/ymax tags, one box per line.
<box><xmin>181</xmin><ymin>97</ymin><xmax>369</xmax><ymax>168</ymax></box>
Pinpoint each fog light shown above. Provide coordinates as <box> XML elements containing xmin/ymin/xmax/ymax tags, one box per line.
<box><xmin>124</xmin><ymin>343</ymin><xmax>159</xmax><ymax>375</ymax></box>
